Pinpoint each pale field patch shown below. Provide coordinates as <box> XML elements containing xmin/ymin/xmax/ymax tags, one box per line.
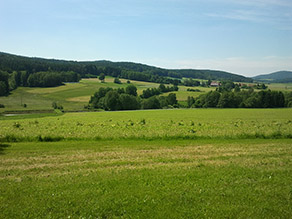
<box><xmin>26</xmin><ymin>83</ymin><xmax>83</xmax><ymax>94</ymax></box>
<box><xmin>67</xmin><ymin>96</ymin><xmax>91</xmax><ymax>102</ymax></box>
<box><xmin>1</xmin><ymin>140</ymin><xmax>291</xmax><ymax>180</ymax></box>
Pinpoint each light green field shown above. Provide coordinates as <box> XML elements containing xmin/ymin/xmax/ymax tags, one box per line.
<box><xmin>1</xmin><ymin>109</ymin><xmax>292</xmax><ymax>218</ymax></box>
<box><xmin>266</xmin><ymin>83</ymin><xmax>292</xmax><ymax>91</ymax></box>
<box><xmin>1</xmin><ymin>138</ymin><xmax>292</xmax><ymax>218</ymax></box>
<box><xmin>1</xmin><ymin>108</ymin><xmax>292</xmax><ymax>140</ymax></box>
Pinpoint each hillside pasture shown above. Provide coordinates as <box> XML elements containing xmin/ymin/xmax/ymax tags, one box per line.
<box><xmin>0</xmin><ymin>77</ymin><xmax>161</xmax><ymax>112</ymax></box>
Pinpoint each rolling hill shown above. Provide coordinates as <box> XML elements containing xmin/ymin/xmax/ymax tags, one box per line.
<box><xmin>0</xmin><ymin>51</ymin><xmax>253</xmax><ymax>82</ymax></box>
<box><xmin>253</xmin><ymin>71</ymin><xmax>292</xmax><ymax>83</ymax></box>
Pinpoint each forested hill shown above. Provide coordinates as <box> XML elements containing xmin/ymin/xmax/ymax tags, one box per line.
<box><xmin>0</xmin><ymin>52</ymin><xmax>252</xmax><ymax>82</ymax></box>
<box><xmin>253</xmin><ymin>71</ymin><xmax>292</xmax><ymax>83</ymax></box>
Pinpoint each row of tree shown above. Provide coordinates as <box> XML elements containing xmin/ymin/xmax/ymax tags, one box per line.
<box><xmin>89</xmin><ymin>85</ymin><xmax>178</xmax><ymax>111</ymax></box>
<box><xmin>0</xmin><ymin>70</ymin><xmax>80</xmax><ymax>96</ymax></box>
<box><xmin>140</xmin><ymin>84</ymin><xmax>178</xmax><ymax>98</ymax></box>
<box><xmin>0</xmin><ymin>71</ymin><xmax>9</xmax><ymax>96</ymax></box>
<box><xmin>187</xmin><ymin>89</ymin><xmax>289</xmax><ymax>108</ymax></box>
<box><xmin>26</xmin><ymin>71</ymin><xmax>80</xmax><ymax>87</ymax></box>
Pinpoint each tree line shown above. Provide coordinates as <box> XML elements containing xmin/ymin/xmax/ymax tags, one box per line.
<box><xmin>0</xmin><ymin>52</ymin><xmax>256</xmax><ymax>97</ymax></box>
<box><xmin>88</xmin><ymin>84</ymin><xmax>178</xmax><ymax>111</ymax></box>
<box><xmin>187</xmin><ymin>89</ymin><xmax>291</xmax><ymax>108</ymax></box>
<box><xmin>0</xmin><ymin>52</ymin><xmax>253</xmax><ymax>83</ymax></box>
<box><xmin>0</xmin><ymin>70</ymin><xmax>80</xmax><ymax>96</ymax></box>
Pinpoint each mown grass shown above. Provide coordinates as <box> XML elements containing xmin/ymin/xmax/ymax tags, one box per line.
<box><xmin>1</xmin><ymin>138</ymin><xmax>292</xmax><ymax>218</ymax></box>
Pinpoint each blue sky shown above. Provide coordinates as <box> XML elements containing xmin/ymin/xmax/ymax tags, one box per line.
<box><xmin>0</xmin><ymin>0</ymin><xmax>291</xmax><ymax>77</ymax></box>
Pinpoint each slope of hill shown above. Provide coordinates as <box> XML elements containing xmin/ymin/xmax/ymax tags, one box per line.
<box><xmin>253</xmin><ymin>71</ymin><xmax>292</xmax><ymax>83</ymax></box>
<box><xmin>0</xmin><ymin>52</ymin><xmax>253</xmax><ymax>82</ymax></box>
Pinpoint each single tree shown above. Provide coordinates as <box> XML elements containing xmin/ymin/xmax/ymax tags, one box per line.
<box><xmin>125</xmin><ymin>84</ymin><xmax>137</xmax><ymax>96</ymax></box>
<box><xmin>99</xmin><ymin>73</ymin><xmax>105</xmax><ymax>82</ymax></box>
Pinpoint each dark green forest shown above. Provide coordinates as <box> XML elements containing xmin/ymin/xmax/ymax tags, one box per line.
<box><xmin>0</xmin><ymin>52</ymin><xmax>253</xmax><ymax>96</ymax></box>
<box><xmin>187</xmin><ymin>82</ymin><xmax>292</xmax><ymax>108</ymax></box>
<box><xmin>253</xmin><ymin>71</ymin><xmax>292</xmax><ymax>83</ymax></box>
<box><xmin>89</xmin><ymin>83</ymin><xmax>292</xmax><ymax>111</ymax></box>
<box><xmin>89</xmin><ymin>84</ymin><xmax>178</xmax><ymax>111</ymax></box>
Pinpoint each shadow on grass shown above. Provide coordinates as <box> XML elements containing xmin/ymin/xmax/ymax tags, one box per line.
<box><xmin>0</xmin><ymin>143</ymin><xmax>10</xmax><ymax>155</ymax></box>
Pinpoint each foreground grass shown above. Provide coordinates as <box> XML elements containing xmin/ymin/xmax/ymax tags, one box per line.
<box><xmin>0</xmin><ymin>139</ymin><xmax>292</xmax><ymax>218</ymax></box>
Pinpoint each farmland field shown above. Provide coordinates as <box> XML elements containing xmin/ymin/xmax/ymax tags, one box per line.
<box><xmin>1</xmin><ymin>108</ymin><xmax>292</xmax><ymax>140</ymax></box>
<box><xmin>0</xmin><ymin>77</ymin><xmax>291</xmax><ymax>113</ymax></box>
<box><xmin>1</xmin><ymin>79</ymin><xmax>292</xmax><ymax>218</ymax></box>
<box><xmin>1</xmin><ymin>108</ymin><xmax>292</xmax><ymax>218</ymax></box>
<box><xmin>0</xmin><ymin>77</ymin><xmax>168</xmax><ymax>112</ymax></box>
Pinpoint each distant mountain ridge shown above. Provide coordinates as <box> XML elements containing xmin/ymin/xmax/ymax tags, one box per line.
<box><xmin>253</xmin><ymin>71</ymin><xmax>292</xmax><ymax>83</ymax></box>
<box><xmin>0</xmin><ymin>51</ymin><xmax>253</xmax><ymax>82</ymax></box>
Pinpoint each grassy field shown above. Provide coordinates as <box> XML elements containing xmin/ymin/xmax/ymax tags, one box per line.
<box><xmin>0</xmin><ymin>108</ymin><xmax>292</xmax><ymax>141</ymax></box>
<box><xmin>0</xmin><ymin>109</ymin><xmax>292</xmax><ymax>217</ymax></box>
<box><xmin>1</xmin><ymin>79</ymin><xmax>292</xmax><ymax>218</ymax></box>
<box><xmin>1</xmin><ymin>138</ymin><xmax>292</xmax><ymax>218</ymax></box>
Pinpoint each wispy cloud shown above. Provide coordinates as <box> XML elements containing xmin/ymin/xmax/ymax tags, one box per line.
<box><xmin>214</xmin><ymin>0</ymin><xmax>292</xmax><ymax>7</ymax></box>
<box><xmin>206</xmin><ymin>0</ymin><xmax>292</xmax><ymax>30</ymax></box>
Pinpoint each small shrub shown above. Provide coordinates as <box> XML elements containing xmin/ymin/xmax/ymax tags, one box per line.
<box><xmin>0</xmin><ymin>104</ymin><xmax>5</xmax><ymax>108</ymax></box>
<box><xmin>76</xmin><ymin>121</ymin><xmax>83</xmax><ymax>126</ymax></box>
<box><xmin>140</xmin><ymin>119</ymin><xmax>146</xmax><ymax>125</ymax></box>
<box><xmin>37</xmin><ymin>135</ymin><xmax>64</xmax><ymax>142</ymax></box>
<box><xmin>13</xmin><ymin>122</ymin><xmax>21</xmax><ymax>128</ymax></box>
<box><xmin>52</xmin><ymin>102</ymin><xmax>57</xmax><ymax>109</ymax></box>
<box><xmin>52</xmin><ymin>102</ymin><xmax>63</xmax><ymax>110</ymax></box>
<box><xmin>114</xmin><ymin>78</ymin><xmax>122</xmax><ymax>84</ymax></box>
<box><xmin>1</xmin><ymin>134</ymin><xmax>18</xmax><ymax>142</ymax></box>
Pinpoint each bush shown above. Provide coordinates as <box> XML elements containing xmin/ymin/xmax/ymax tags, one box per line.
<box><xmin>52</xmin><ymin>102</ymin><xmax>63</xmax><ymax>110</ymax></box>
<box><xmin>142</xmin><ymin>96</ymin><xmax>161</xmax><ymax>109</ymax></box>
<box><xmin>0</xmin><ymin>104</ymin><xmax>4</xmax><ymax>108</ymax></box>
<box><xmin>114</xmin><ymin>78</ymin><xmax>122</xmax><ymax>84</ymax></box>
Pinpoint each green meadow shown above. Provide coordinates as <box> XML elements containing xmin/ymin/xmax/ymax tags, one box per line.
<box><xmin>1</xmin><ymin>108</ymin><xmax>292</xmax><ymax>141</ymax></box>
<box><xmin>1</xmin><ymin>138</ymin><xmax>292</xmax><ymax>218</ymax></box>
<box><xmin>1</xmin><ymin>78</ymin><xmax>292</xmax><ymax>218</ymax></box>
<box><xmin>1</xmin><ymin>108</ymin><xmax>292</xmax><ymax>218</ymax></box>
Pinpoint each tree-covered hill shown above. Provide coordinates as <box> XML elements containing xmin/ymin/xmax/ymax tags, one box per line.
<box><xmin>253</xmin><ymin>71</ymin><xmax>292</xmax><ymax>83</ymax></box>
<box><xmin>0</xmin><ymin>51</ymin><xmax>252</xmax><ymax>82</ymax></box>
